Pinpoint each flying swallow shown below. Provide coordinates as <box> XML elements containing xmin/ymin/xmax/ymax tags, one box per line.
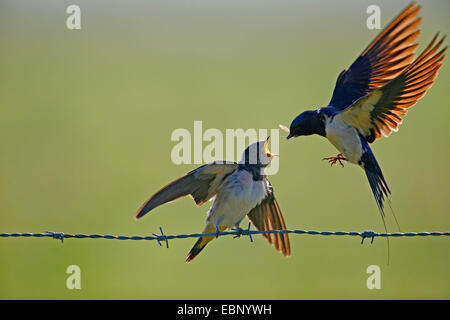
<box><xmin>282</xmin><ymin>2</ymin><xmax>447</xmax><ymax>223</ymax></box>
<box><xmin>135</xmin><ymin>138</ymin><xmax>291</xmax><ymax>262</ymax></box>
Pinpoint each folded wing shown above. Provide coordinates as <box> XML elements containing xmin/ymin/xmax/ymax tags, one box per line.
<box><xmin>135</xmin><ymin>162</ymin><xmax>238</xmax><ymax>219</ymax></box>
<box><xmin>336</xmin><ymin>33</ymin><xmax>447</xmax><ymax>143</ymax></box>
<box><xmin>329</xmin><ymin>2</ymin><xmax>422</xmax><ymax>110</ymax></box>
<box><xmin>247</xmin><ymin>182</ymin><xmax>291</xmax><ymax>257</ymax></box>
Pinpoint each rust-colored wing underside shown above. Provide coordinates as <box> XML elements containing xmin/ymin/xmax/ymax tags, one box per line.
<box><xmin>247</xmin><ymin>192</ymin><xmax>291</xmax><ymax>257</ymax></box>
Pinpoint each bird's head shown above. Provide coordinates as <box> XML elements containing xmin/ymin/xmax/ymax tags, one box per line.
<box><xmin>284</xmin><ymin>109</ymin><xmax>326</xmax><ymax>139</ymax></box>
<box><xmin>240</xmin><ymin>137</ymin><xmax>278</xmax><ymax>167</ymax></box>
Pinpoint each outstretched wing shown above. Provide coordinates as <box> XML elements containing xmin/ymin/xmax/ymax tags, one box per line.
<box><xmin>329</xmin><ymin>2</ymin><xmax>422</xmax><ymax>110</ymax></box>
<box><xmin>135</xmin><ymin>161</ymin><xmax>238</xmax><ymax>219</ymax></box>
<box><xmin>336</xmin><ymin>33</ymin><xmax>446</xmax><ymax>143</ymax></box>
<box><xmin>247</xmin><ymin>181</ymin><xmax>291</xmax><ymax>257</ymax></box>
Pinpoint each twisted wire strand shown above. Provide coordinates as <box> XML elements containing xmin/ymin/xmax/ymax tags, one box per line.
<box><xmin>1</xmin><ymin>224</ymin><xmax>449</xmax><ymax>247</ymax></box>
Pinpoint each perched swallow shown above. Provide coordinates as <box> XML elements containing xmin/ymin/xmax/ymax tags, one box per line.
<box><xmin>283</xmin><ymin>2</ymin><xmax>447</xmax><ymax>223</ymax></box>
<box><xmin>135</xmin><ymin>138</ymin><xmax>291</xmax><ymax>262</ymax></box>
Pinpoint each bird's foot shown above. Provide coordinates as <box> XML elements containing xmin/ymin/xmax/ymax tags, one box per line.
<box><xmin>323</xmin><ymin>153</ymin><xmax>346</xmax><ymax>167</ymax></box>
<box><xmin>232</xmin><ymin>223</ymin><xmax>253</xmax><ymax>242</ymax></box>
<box><xmin>232</xmin><ymin>227</ymin><xmax>244</xmax><ymax>239</ymax></box>
<box><xmin>215</xmin><ymin>226</ymin><xmax>221</xmax><ymax>238</ymax></box>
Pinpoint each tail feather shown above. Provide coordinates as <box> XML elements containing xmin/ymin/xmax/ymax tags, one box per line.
<box><xmin>359</xmin><ymin>138</ymin><xmax>395</xmax><ymax>264</ymax></box>
<box><xmin>364</xmin><ymin>164</ymin><xmax>391</xmax><ymax>217</ymax></box>
<box><xmin>186</xmin><ymin>237</ymin><xmax>209</xmax><ymax>263</ymax></box>
<box><xmin>359</xmin><ymin>139</ymin><xmax>391</xmax><ymax>218</ymax></box>
<box><xmin>186</xmin><ymin>225</ymin><xmax>225</xmax><ymax>263</ymax></box>
<box><xmin>362</xmin><ymin>152</ymin><xmax>392</xmax><ymax>264</ymax></box>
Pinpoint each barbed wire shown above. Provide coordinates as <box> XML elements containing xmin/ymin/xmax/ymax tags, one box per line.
<box><xmin>1</xmin><ymin>223</ymin><xmax>449</xmax><ymax>248</ymax></box>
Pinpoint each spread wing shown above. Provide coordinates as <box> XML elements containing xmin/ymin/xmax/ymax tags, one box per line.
<box><xmin>247</xmin><ymin>181</ymin><xmax>291</xmax><ymax>257</ymax></box>
<box><xmin>336</xmin><ymin>33</ymin><xmax>446</xmax><ymax>143</ymax></box>
<box><xmin>135</xmin><ymin>161</ymin><xmax>238</xmax><ymax>219</ymax></box>
<box><xmin>329</xmin><ymin>2</ymin><xmax>422</xmax><ymax>110</ymax></box>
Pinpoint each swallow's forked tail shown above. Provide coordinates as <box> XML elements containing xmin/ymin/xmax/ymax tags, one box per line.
<box><xmin>361</xmin><ymin>148</ymin><xmax>394</xmax><ymax>264</ymax></box>
<box><xmin>363</xmin><ymin>158</ymin><xmax>391</xmax><ymax>220</ymax></box>
<box><xmin>186</xmin><ymin>225</ymin><xmax>226</xmax><ymax>263</ymax></box>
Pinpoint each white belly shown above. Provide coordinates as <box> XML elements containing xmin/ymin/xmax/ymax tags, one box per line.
<box><xmin>325</xmin><ymin>116</ymin><xmax>363</xmax><ymax>164</ymax></box>
<box><xmin>207</xmin><ymin>170</ymin><xmax>267</xmax><ymax>228</ymax></box>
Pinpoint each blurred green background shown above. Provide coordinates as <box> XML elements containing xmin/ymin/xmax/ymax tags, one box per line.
<box><xmin>0</xmin><ymin>0</ymin><xmax>449</xmax><ymax>299</ymax></box>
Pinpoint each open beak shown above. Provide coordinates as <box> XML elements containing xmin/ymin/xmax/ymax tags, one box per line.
<box><xmin>279</xmin><ymin>124</ymin><xmax>292</xmax><ymax>140</ymax></box>
<box><xmin>264</xmin><ymin>136</ymin><xmax>278</xmax><ymax>157</ymax></box>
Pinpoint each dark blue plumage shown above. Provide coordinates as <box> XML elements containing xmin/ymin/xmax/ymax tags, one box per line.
<box><xmin>287</xmin><ymin>110</ymin><xmax>326</xmax><ymax>139</ymax></box>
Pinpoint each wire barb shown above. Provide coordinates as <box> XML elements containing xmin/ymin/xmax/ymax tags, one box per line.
<box><xmin>46</xmin><ymin>231</ymin><xmax>65</xmax><ymax>243</ymax></box>
<box><xmin>232</xmin><ymin>223</ymin><xmax>253</xmax><ymax>242</ymax></box>
<box><xmin>152</xmin><ymin>227</ymin><xmax>169</xmax><ymax>248</ymax></box>
<box><xmin>360</xmin><ymin>231</ymin><xmax>376</xmax><ymax>244</ymax></box>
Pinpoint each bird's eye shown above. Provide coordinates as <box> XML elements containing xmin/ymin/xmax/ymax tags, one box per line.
<box><xmin>315</xmin><ymin>109</ymin><xmax>325</xmax><ymax>121</ymax></box>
